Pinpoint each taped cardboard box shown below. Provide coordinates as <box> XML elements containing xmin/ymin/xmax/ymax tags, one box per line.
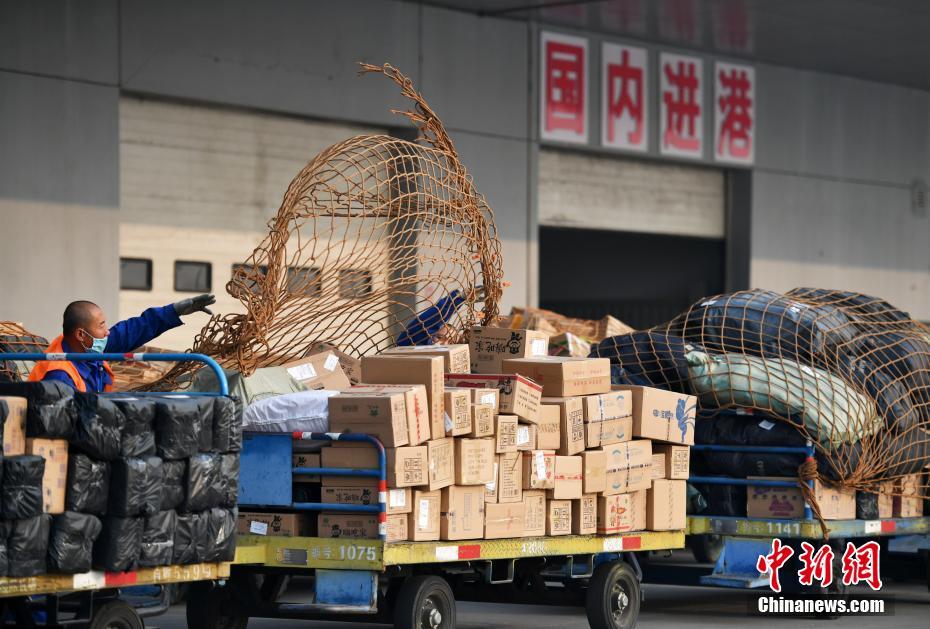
<box><xmin>597</xmin><ymin>491</ymin><xmax>647</xmax><ymax>534</ymax></box>
<box><xmin>446</xmin><ymin>387</ymin><xmax>500</xmax><ymax>414</ymax></box>
<box><xmin>893</xmin><ymin>473</ymin><xmax>924</xmax><ymax>517</ymax></box>
<box><xmin>328</xmin><ymin>391</ymin><xmax>410</xmax><ymax>447</ymax></box>
<box><xmin>455</xmin><ymin>438</ymin><xmax>495</xmax><ymax>485</ymax></box>
<box><xmin>502</xmin><ymin>357</ymin><xmax>611</xmax><ymax>397</ymax></box>
<box><xmin>547</xmin><ymin>455</ymin><xmax>582</xmax><ymax>500</ymax></box>
<box><xmin>443</xmin><ymin>389</ymin><xmax>471</xmax><ymax>437</ymax></box>
<box><xmin>307</xmin><ymin>343</ymin><xmax>361</xmax><ymax>384</ymax></box>
<box><xmin>25</xmin><ymin>438</ymin><xmax>68</xmax><ymax>514</ymax></box>
<box><xmin>361</xmin><ymin>355</ymin><xmax>445</xmax><ymax>440</ymax></box>
<box><xmin>238</xmin><ymin>512</ymin><xmax>316</xmax><ymax>537</ymax></box>
<box><xmin>602</xmin><ymin>440</ymin><xmax>653</xmax><ymax>495</ymax></box>
<box><xmin>485</xmin><ymin>501</ymin><xmax>525</xmax><ymax>539</ymax></box>
<box><xmin>494</xmin><ymin>415</ymin><xmax>518</xmax><ymax>454</ymax></box>
<box><xmin>582</xmin><ymin>391</ymin><xmax>632</xmax><ymax>423</ymax></box>
<box><xmin>486</xmin><ymin>452</ymin><xmax>522</xmax><ymax>504</ymax></box>
<box><xmin>650</xmin><ymin>454</ymin><xmax>665</xmax><ymax>480</ymax></box>
<box><xmin>546</xmin><ymin>500</ymin><xmax>572</xmax><ymax>536</ymax></box>
<box><xmin>515</xmin><ymin>423</ymin><xmax>536</xmax><ymax>451</ymax></box>
<box><xmin>598</xmin><ymin>416</ymin><xmax>633</xmax><ymax>446</ymax></box>
<box><xmin>293</xmin><ymin>452</ymin><xmax>321</xmax><ymax>482</ymax></box>
<box><xmin>469</xmin><ymin>403</ymin><xmax>495</xmax><ymax>438</ymax></box>
<box><xmin>440</xmin><ymin>485</ymin><xmax>485</xmax><ymax>540</ymax></box>
<box><xmin>281</xmin><ymin>352</ymin><xmax>351</xmax><ymax>391</ymax></box>
<box><xmin>522</xmin><ymin>490</ymin><xmax>546</xmax><ymax>536</ymax></box>
<box><xmin>342</xmin><ymin>385</ymin><xmax>431</xmax><ymax>445</ymax></box>
<box><xmin>444</xmin><ymin>374</ymin><xmax>542</xmax><ymax>424</ymax></box>
<box><xmin>582</xmin><ymin>450</ymin><xmax>606</xmax><ymax>494</ymax></box>
<box><xmin>409</xmin><ymin>490</ymin><xmax>441</xmax><ymax>541</ymax></box>
<box><xmin>319</xmin><ymin>512</ymin><xmax>407</xmax><ymax>542</ymax></box>
<box><xmin>746</xmin><ymin>477</ymin><xmax>855</xmax><ymax>520</ymax></box>
<box><xmin>877</xmin><ymin>482</ymin><xmax>894</xmax><ymax>519</ymax></box>
<box><xmin>380</xmin><ymin>344</ymin><xmax>471</xmax><ymax>374</ymax></box>
<box><xmin>521</xmin><ymin>450</ymin><xmax>555</xmax><ymax>490</ymax></box>
<box><xmin>469</xmin><ymin>326</ymin><xmax>550</xmax><ymax>373</ymax></box>
<box><xmin>322</xmin><ymin>486</ymin><xmax>412</xmax><ymax>515</ymax></box>
<box><xmin>573</xmin><ymin>494</ymin><xmax>597</xmax><ymax>535</ymax></box>
<box><xmin>536</xmin><ymin>404</ymin><xmax>560</xmax><ymax>450</ymax></box>
<box><xmin>613</xmin><ymin>385</ymin><xmax>696</xmax><ymax>445</ymax></box>
<box><xmin>652</xmin><ymin>444</ymin><xmax>689</xmax><ymax>479</ymax></box>
<box><xmin>427</xmin><ymin>438</ymin><xmax>455</xmax><ymax>491</ymax></box>
<box><xmin>386</xmin><ymin>446</ymin><xmax>429</xmax><ymax>488</ymax></box>
<box><xmin>1</xmin><ymin>396</ymin><xmax>26</xmax><ymax>455</ymax></box>
<box><xmin>541</xmin><ymin>397</ymin><xmax>585</xmax><ymax>456</ymax></box>
<box><xmin>647</xmin><ymin>479</ymin><xmax>687</xmax><ymax>530</ymax></box>
<box><xmin>320</xmin><ymin>444</ymin><xmax>427</xmax><ymax>488</ymax></box>
<box><xmin>585</xmin><ymin>420</ymin><xmax>602</xmax><ymax>449</ymax></box>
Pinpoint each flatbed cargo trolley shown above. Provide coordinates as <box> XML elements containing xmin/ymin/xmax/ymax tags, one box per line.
<box><xmin>0</xmin><ymin>352</ymin><xmax>236</xmax><ymax>628</ymax></box>
<box><xmin>217</xmin><ymin>430</ymin><xmax>687</xmax><ymax>629</ymax></box>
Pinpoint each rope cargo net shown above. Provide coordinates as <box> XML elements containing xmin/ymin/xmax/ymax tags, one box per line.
<box><xmin>149</xmin><ymin>63</ymin><xmax>503</xmax><ymax>389</ymax></box>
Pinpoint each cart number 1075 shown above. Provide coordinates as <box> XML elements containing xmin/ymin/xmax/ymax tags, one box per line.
<box><xmin>339</xmin><ymin>544</ymin><xmax>378</xmax><ymax>562</ymax></box>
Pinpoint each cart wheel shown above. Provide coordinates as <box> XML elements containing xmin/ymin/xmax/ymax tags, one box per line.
<box><xmin>393</xmin><ymin>575</ymin><xmax>456</xmax><ymax>629</ymax></box>
<box><xmin>88</xmin><ymin>601</ymin><xmax>143</xmax><ymax>629</ymax></box>
<box><xmin>687</xmin><ymin>534</ymin><xmax>724</xmax><ymax>564</ymax></box>
<box><xmin>186</xmin><ymin>581</ymin><xmax>249</xmax><ymax>629</ymax></box>
<box><xmin>586</xmin><ymin>560</ymin><xmax>641</xmax><ymax>629</ymax></box>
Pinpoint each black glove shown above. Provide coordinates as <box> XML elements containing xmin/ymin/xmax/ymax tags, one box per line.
<box><xmin>173</xmin><ymin>293</ymin><xmax>216</xmax><ymax>316</ymax></box>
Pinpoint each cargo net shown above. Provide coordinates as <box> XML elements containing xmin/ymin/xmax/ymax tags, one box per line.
<box><xmin>149</xmin><ymin>63</ymin><xmax>503</xmax><ymax>389</ymax></box>
<box><xmin>592</xmin><ymin>288</ymin><xmax>930</xmax><ymax>530</ymax></box>
<box><xmin>0</xmin><ymin>322</ymin><xmax>49</xmax><ymax>382</ymax></box>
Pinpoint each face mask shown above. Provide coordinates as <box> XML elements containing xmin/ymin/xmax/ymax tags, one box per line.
<box><xmin>80</xmin><ymin>329</ymin><xmax>107</xmax><ymax>354</ymax></box>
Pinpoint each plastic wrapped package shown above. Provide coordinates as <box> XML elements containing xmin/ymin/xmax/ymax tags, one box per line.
<box><xmin>72</xmin><ymin>393</ymin><xmax>124</xmax><ymax>461</ymax></box>
<box><xmin>8</xmin><ymin>515</ymin><xmax>51</xmax><ymax>577</ymax></box>
<box><xmin>204</xmin><ymin>507</ymin><xmax>237</xmax><ymax>562</ymax></box>
<box><xmin>212</xmin><ymin>396</ymin><xmax>242</xmax><ymax>453</ymax></box>
<box><xmin>47</xmin><ymin>511</ymin><xmax>103</xmax><ymax>573</ymax></box>
<box><xmin>691</xmin><ymin>482</ymin><xmax>747</xmax><ymax>517</ymax></box>
<box><xmin>219</xmin><ymin>453</ymin><xmax>239</xmax><ymax>508</ymax></box>
<box><xmin>141</xmin><ymin>457</ymin><xmax>164</xmax><ymax>516</ymax></box>
<box><xmin>93</xmin><ymin>516</ymin><xmax>142</xmax><ymax>572</ymax></box>
<box><xmin>173</xmin><ymin>512</ymin><xmax>208</xmax><ymax>565</ymax></box>
<box><xmin>139</xmin><ymin>510</ymin><xmax>177</xmax><ymax>567</ymax></box>
<box><xmin>161</xmin><ymin>459</ymin><xmax>187</xmax><ymax>511</ymax></box>
<box><xmin>65</xmin><ymin>453</ymin><xmax>110</xmax><ymax>515</ymax></box>
<box><xmin>590</xmin><ymin>331</ymin><xmax>700</xmax><ymax>391</ymax></box>
<box><xmin>111</xmin><ymin>397</ymin><xmax>157</xmax><ymax>458</ymax></box>
<box><xmin>0</xmin><ymin>521</ymin><xmax>9</xmax><ymax>577</ymax></box>
<box><xmin>157</xmin><ymin>395</ymin><xmax>214</xmax><ymax>453</ymax></box>
<box><xmin>154</xmin><ymin>398</ymin><xmax>201</xmax><ymax>459</ymax></box>
<box><xmin>110</xmin><ymin>457</ymin><xmax>163</xmax><ymax>517</ymax></box>
<box><xmin>184</xmin><ymin>454</ymin><xmax>222</xmax><ymax>512</ymax></box>
<box><xmin>0</xmin><ymin>381</ymin><xmax>75</xmax><ymax>439</ymax></box>
<box><xmin>856</xmin><ymin>491</ymin><xmax>879</xmax><ymax>520</ymax></box>
<box><xmin>2</xmin><ymin>455</ymin><xmax>45</xmax><ymax>519</ymax></box>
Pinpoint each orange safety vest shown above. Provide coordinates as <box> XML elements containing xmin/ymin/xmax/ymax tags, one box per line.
<box><xmin>28</xmin><ymin>335</ymin><xmax>114</xmax><ymax>393</ymax></box>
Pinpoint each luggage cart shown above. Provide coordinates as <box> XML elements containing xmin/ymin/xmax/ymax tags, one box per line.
<box><xmin>0</xmin><ymin>351</ymin><xmax>235</xmax><ymax>628</ymax></box>
<box><xmin>212</xmin><ymin>430</ymin><xmax>686</xmax><ymax>629</ymax></box>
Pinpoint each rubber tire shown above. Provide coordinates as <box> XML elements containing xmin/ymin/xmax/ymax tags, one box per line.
<box><xmin>586</xmin><ymin>561</ymin><xmax>641</xmax><ymax>629</ymax></box>
<box><xmin>393</xmin><ymin>575</ymin><xmax>457</xmax><ymax>629</ymax></box>
<box><xmin>688</xmin><ymin>534</ymin><xmax>725</xmax><ymax>564</ymax></box>
<box><xmin>185</xmin><ymin>581</ymin><xmax>249</xmax><ymax>629</ymax></box>
<box><xmin>88</xmin><ymin>601</ymin><xmax>144</xmax><ymax>629</ymax></box>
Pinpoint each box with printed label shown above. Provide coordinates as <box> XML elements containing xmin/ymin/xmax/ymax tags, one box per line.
<box><xmin>582</xmin><ymin>450</ymin><xmax>606</xmax><ymax>494</ymax></box>
<box><xmin>486</xmin><ymin>452</ymin><xmax>522</xmax><ymax>504</ymax></box>
<box><xmin>443</xmin><ymin>389</ymin><xmax>471</xmax><ymax>437</ymax></box>
<box><xmin>541</xmin><ymin>397</ymin><xmax>585</xmax><ymax>455</ymax></box>
<box><xmin>548</xmin><ymin>455</ymin><xmax>583</xmax><ymax>500</ymax></box>
<box><xmin>485</xmin><ymin>501</ymin><xmax>525</xmax><ymax>539</ymax></box>
<box><xmin>650</xmin><ymin>454</ymin><xmax>665</xmax><ymax>480</ymax></box>
<box><xmin>647</xmin><ymin>479</ymin><xmax>687</xmax><ymax>530</ymax></box>
<box><xmin>536</xmin><ymin>404</ymin><xmax>560</xmax><ymax>450</ymax></box>
<box><xmin>602</xmin><ymin>440</ymin><xmax>653</xmax><ymax>495</ymax></box>
<box><xmin>409</xmin><ymin>490</ymin><xmax>441</xmax><ymax>541</ymax></box>
<box><xmin>281</xmin><ymin>352</ymin><xmax>351</xmax><ymax>391</ymax></box>
<box><xmin>877</xmin><ymin>481</ymin><xmax>894</xmax><ymax>519</ymax></box>
<box><xmin>515</xmin><ymin>423</ymin><xmax>537</xmax><ymax>451</ymax></box>
<box><xmin>292</xmin><ymin>452</ymin><xmax>321</xmax><ymax>482</ymax></box>
<box><xmin>342</xmin><ymin>385</ymin><xmax>431</xmax><ymax>445</ymax></box>
<box><xmin>328</xmin><ymin>391</ymin><xmax>410</xmax><ymax>447</ymax></box>
<box><xmin>318</xmin><ymin>512</ymin><xmax>407</xmax><ymax>542</ymax></box>
<box><xmin>320</xmin><ymin>445</ymin><xmax>427</xmax><ymax>488</ymax></box>
<box><xmin>25</xmin><ymin>438</ymin><xmax>68</xmax><ymax>514</ymax></box>
<box><xmin>585</xmin><ymin>420</ymin><xmax>601</xmax><ymax>449</ymax></box>
<box><xmin>238</xmin><ymin>512</ymin><xmax>316</xmax><ymax>537</ymax></box>
<box><xmin>614</xmin><ymin>385</ymin><xmax>696</xmax><ymax>445</ymax></box>
<box><xmin>522</xmin><ymin>490</ymin><xmax>546</xmax><ymax>536</ymax></box>
<box><xmin>746</xmin><ymin>477</ymin><xmax>856</xmax><ymax>520</ymax></box>
<box><xmin>546</xmin><ymin>499</ymin><xmax>572</xmax><ymax>536</ymax></box>
<box><xmin>469</xmin><ymin>326</ymin><xmax>550</xmax><ymax>373</ymax></box>
<box><xmin>573</xmin><ymin>494</ymin><xmax>597</xmax><ymax>535</ymax></box>
<box><xmin>380</xmin><ymin>344</ymin><xmax>471</xmax><ymax>374</ymax></box>
<box><xmin>470</xmin><ymin>403</ymin><xmax>495</xmax><ymax>438</ymax></box>
<box><xmin>597</xmin><ymin>491</ymin><xmax>647</xmax><ymax>534</ymax></box>
<box><xmin>582</xmin><ymin>391</ymin><xmax>632</xmax><ymax>423</ymax></box>
<box><xmin>361</xmin><ymin>355</ymin><xmax>445</xmax><ymax>440</ymax></box>
<box><xmin>893</xmin><ymin>474</ymin><xmax>923</xmax><ymax>517</ymax></box>
<box><xmin>444</xmin><ymin>374</ymin><xmax>542</xmax><ymax>423</ymax></box>
<box><xmin>521</xmin><ymin>450</ymin><xmax>555</xmax><ymax>490</ymax></box>
<box><xmin>2</xmin><ymin>396</ymin><xmax>27</xmax><ymax>456</ymax></box>
<box><xmin>494</xmin><ymin>415</ymin><xmax>518</xmax><ymax>453</ymax></box>
<box><xmin>503</xmin><ymin>357</ymin><xmax>611</xmax><ymax>397</ymax></box>
<box><xmin>652</xmin><ymin>444</ymin><xmax>690</xmax><ymax>479</ymax></box>
<box><xmin>322</xmin><ymin>486</ymin><xmax>412</xmax><ymax>515</ymax></box>
<box><xmin>455</xmin><ymin>438</ymin><xmax>495</xmax><ymax>486</ymax></box>
<box><xmin>440</xmin><ymin>485</ymin><xmax>485</xmax><ymax>540</ymax></box>
<box><xmin>307</xmin><ymin>343</ymin><xmax>361</xmax><ymax>384</ymax></box>
<box><xmin>598</xmin><ymin>416</ymin><xmax>633</xmax><ymax>446</ymax></box>
<box><xmin>427</xmin><ymin>438</ymin><xmax>455</xmax><ymax>491</ymax></box>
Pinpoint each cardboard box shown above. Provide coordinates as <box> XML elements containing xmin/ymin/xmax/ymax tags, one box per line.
<box><xmin>320</xmin><ymin>445</ymin><xmax>427</xmax><ymax>488</ymax></box>
<box><xmin>521</xmin><ymin>450</ymin><xmax>555</xmax><ymax>490</ymax></box>
<box><xmin>362</xmin><ymin>355</ymin><xmax>445</xmax><ymax>440</ymax></box>
<box><xmin>502</xmin><ymin>357</ymin><xmax>611</xmax><ymax>397</ymax></box>
<box><xmin>322</xmin><ymin>485</ymin><xmax>412</xmax><ymax>515</ymax></box>
<box><xmin>444</xmin><ymin>374</ymin><xmax>542</xmax><ymax>423</ymax></box>
<box><xmin>602</xmin><ymin>440</ymin><xmax>653</xmax><ymax>495</ymax></box>
<box><xmin>515</xmin><ymin>423</ymin><xmax>537</xmax><ymax>451</ymax></box>
<box><xmin>486</xmin><ymin>452</ymin><xmax>522</xmax><ymax>504</ymax></box>
<box><xmin>25</xmin><ymin>438</ymin><xmax>67</xmax><ymax>514</ymax></box>
<box><xmin>293</xmin><ymin>452</ymin><xmax>321</xmax><ymax>482</ymax></box>
<box><xmin>470</xmin><ymin>403</ymin><xmax>495</xmax><ymax>438</ymax></box>
<box><xmin>307</xmin><ymin>343</ymin><xmax>361</xmax><ymax>384</ymax></box>
<box><xmin>494</xmin><ymin>415</ymin><xmax>518</xmax><ymax>453</ymax></box>
<box><xmin>546</xmin><ymin>500</ymin><xmax>572</xmax><ymax>536</ymax></box>
<box><xmin>536</xmin><ymin>404</ymin><xmax>561</xmax><ymax>450</ymax></box>
<box><xmin>650</xmin><ymin>454</ymin><xmax>666</xmax><ymax>480</ymax></box>
<box><xmin>541</xmin><ymin>397</ymin><xmax>585</xmax><ymax>455</ymax></box>
<box><xmin>455</xmin><ymin>438</ymin><xmax>495</xmax><ymax>486</ymax></box>
<box><xmin>238</xmin><ymin>512</ymin><xmax>315</xmax><ymax>537</ymax></box>
<box><xmin>1</xmin><ymin>396</ymin><xmax>26</xmax><ymax>456</ymax></box>
<box><xmin>548</xmin><ymin>455</ymin><xmax>583</xmax><ymax>500</ymax></box>
<box><xmin>582</xmin><ymin>391</ymin><xmax>632</xmax><ymax>423</ymax></box>
<box><xmin>878</xmin><ymin>482</ymin><xmax>894</xmax><ymax>519</ymax></box>
<box><xmin>448</xmin><ymin>387</ymin><xmax>501</xmax><ymax>414</ymax></box>
<box><xmin>342</xmin><ymin>385</ymin><xmax>431</xmax><ymax>445</ymax></box>
<box><xmin>319</xmin><ymin>512</ymin><xmax>407</xmax><ymax>542</ymax></box>
<box><xmin>599</xmin><ymin>416</ymin><xmax>633</xmax><ymax>447</ymax></box>
<box><xmin>585</xmin><ymin>420</ymin><xmax>602</xmax><ymax>449</ymax></box>
<box><xmin>652</xmin><ymin>444</ymin><xmax>690</xmax><ymax>479</ymax></box>
<box><xmin>582</xmin><ymin>450</ymin><xmax>607</xmax><ymax>494</ymax></box>
<box><xmin>522</xmin><ymin>490</ymin><xmax>546</xmax><ymax>536</ymax></box>
<box><xmin>573</xmin><ymin>495</ymin><xmax>597</xmax><ymax>535</ymax></box>
<box><xmin>893</xmin><ymin>474</ymin><xmax>924</xmax><ymax>517</ymax></box>
<box><xmin>443</xmin><ymin>389</ymin><xmax>471</xmax><ymax>437</ymax></box>
<box><xmin>381</xmin><ymin>344</ymin><xmax>471</xmax><ymax>374</ymax></box>
<box><xmin>440</xmin><ymin>485</ymin><xmax>485</xmax><ymax>540</ymax></box>
<box><xmin>469</xmin><ymin>326</ymin><xmax>550</xmax><ymax>373</ymax></box>
<box><xmin>597</xmin><ymin>491</ymin><xmax>647</xmax><ymax>534</ymax></box>
<box><xmin>746</xmin><ymin>477</ymin><xmax>856</xmax><ymax>520</ymax></box>
<box><xmin>427</xmin><ymin>438</ymin><xmax>455</xmax><ymax>491</ymax></box>
<box><xmin>647</xmin><ymin>479</ymin><xmax>687</xmax><ymax>530</ymax></box>
<box><xmin>281</xmin><ymin>352</ymin><xmax>351</xmax><ymax>391</ymax></box>
<box><xmin>485</xmin><ymin>501</ymin><xmax>525</xmax><ymax>539</ymax></box>
<box><xmin>614</xmin><ymin>385</ymin><xmax>696</xmax><ymax>445</ymax></box>
<box><xmin>328</xmin><ymin>391</ymin><xmax>410</xmax><ymax>447</ymax></box>
<box><xmin>409</xmin><ymin>490</ymin><xmax>441</xmax><ymax>541</ymax></box>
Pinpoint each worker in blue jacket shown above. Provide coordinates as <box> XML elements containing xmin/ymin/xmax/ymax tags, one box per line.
<box><xmin>28</xmin><ymin>294</ymin><xmax>216</xmax><ymax>393</ymax></box>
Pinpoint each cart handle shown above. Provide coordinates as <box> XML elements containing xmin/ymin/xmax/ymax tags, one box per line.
<box><xmin>0</xmin><ymin>352</ymin><xmax>229</xmax><ymax>396</ymax></box>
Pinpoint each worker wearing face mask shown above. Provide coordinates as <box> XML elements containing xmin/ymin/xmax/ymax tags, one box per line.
<box><xmin>27</xmin><ymin>295</ymin><xmax>215</xmax><ymax>393</ymax></box>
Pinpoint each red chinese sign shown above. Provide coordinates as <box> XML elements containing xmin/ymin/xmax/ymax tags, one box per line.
<box><xmin>601</xmin><ymin>43</ymin><xmax>648</xmax><ymax>152</ymax></box>
<box><xmin>541</xmin><ymin>32</ymin><xmax>588</xmax><ymax>143</ymax></box>
<box><xmin>660</xmin><ymin>52</ymin><xmax>703</xmax><ymax>158</ymax></box>
<box><xmin>758</xmin><ymin>539</ymin><xmax>883</xmax><ymax>592</ymax></box>
<box><xmin>714</xmin><ymin>61</ymin><xmax>755</xmax><ymax>163</ymax></box>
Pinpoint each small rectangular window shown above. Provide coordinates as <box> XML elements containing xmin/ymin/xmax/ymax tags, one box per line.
<box><xmin>339</xmin><ymin>269</ymin><xmax>372</xmax><ymax>300</ymax></box>
<box><xmin>174</xmin><ymin>260</ymin><xmax>212</xmax><ymax>293</ymax></box>
<box><xmin>120</xmin><ymin>258</ymin><xmax>152</xmax><ymax>291</ymax></box>
<box><xmin>287</xmin><ymin>266</ymin><xmax>322</xmax><ymax>297</ymax></box>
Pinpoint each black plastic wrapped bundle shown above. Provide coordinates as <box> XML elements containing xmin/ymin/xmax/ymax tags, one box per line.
<box><xmin>590</xmin><ymin>331</ymin><xmax>700</xmax><ymax>391</ymax></box>
<box><xmin>856</xmin><ymin>491</ymin><xmax>879</xmax><ymax>520</ymax></box>
<box><xmin>161</xmin><ymin>459</ymin><xmax>187</xmax><ymax>511</ymax></box>
<box><xmin>8</xmin><ymin>515</ymin><xmax>51</xmax><ymax>577</ymax></box>
<box><xmin>184</xmin><ymin>454</ymin><xmax>222</xmax><ymax>512</ymax></box>
<box><xmin>154</xmin><ymin>398</ymin><xmax>201</xmax><ymax>459</ymax></box>
<box><xmin>139</xmin><ymin>510</ymin><xmax>177</xmax><ymax>567</ymax></box>
<box><xmin>690</xmin><ymin>482</ymin><xmax>747</xmax><ymax>517</ymax></box>
<box><xmin>72</xmin><ymin>393</ymin><xmax>124</xmax><ymax>461</ymax></box>
<box><xmin>838</xmin><ymin>352</ymin><xmax>920</xmax><ymax>433</ymax></box>
<box><xmin>141</xmin><ymin>456</ymin><xmax>164</xmax><ymax>516</ymax></box>
<box><xmin>2</xmin><ymin>455</ymin><xmax>45</xmax><ymax>519</ymax></box>
<box><xmin>47</xmin><ymin>511</ymin><xmax>103</xmax><ymax>573</ymax></box>
<box><xmin>110</xmin><ymin>457</ymin><xmax>165</xmax><ymax>517</ymax></box>
<box><xmin>219</xmin><ymin>453</ymin><xmax>239</xmax><ymax>508</ymax></box>
<box><xmin>0</xmin><ymin>381</ymin><xmax>76</xmax><ymax>439</ymax></box>
<box><xmin>0</xmin><ymin>521</ymin><xmax>9</xmax><ymax>576</ymax></box>
<box><xmin>65</xmin><ymin>453</ymin><xmax>110</xmax><ymax>515</ymax></box>
<box><xmin>173</xmin><ymin>512</ymin><xmax>208</xmax><ymax>565</ymax></box>
<box><xmin>157</xmin><ymin>395</ymin><xmax>214</xmax><ymax>453</ymax></box>
<box><xmin>204</xmin><ymin>507</ymin><xmax>237</xmax><ymax>562</ymax></box>
<box><xmin>786</xmin><ymin>288</ymin><xmax>913</xmax><ymax>327</ymax></box>
<box><xmin>212</xmin><ymin>396</ymin><xmax>242</xmax><ymax>453</ymax></box>
<box><xmin>93</xmin><ymin>516</ymin><xmax>142</xmax><ymax>572</ymax></box>
<box><xmin>111</xmin><ymin>397</ymin><xmax>157</xmax><ymax>458</ymax></box>
<box><xmin>854</xmin><ymin>332</ymin><xmax>930</xmax><ymax>415</ymax></box>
